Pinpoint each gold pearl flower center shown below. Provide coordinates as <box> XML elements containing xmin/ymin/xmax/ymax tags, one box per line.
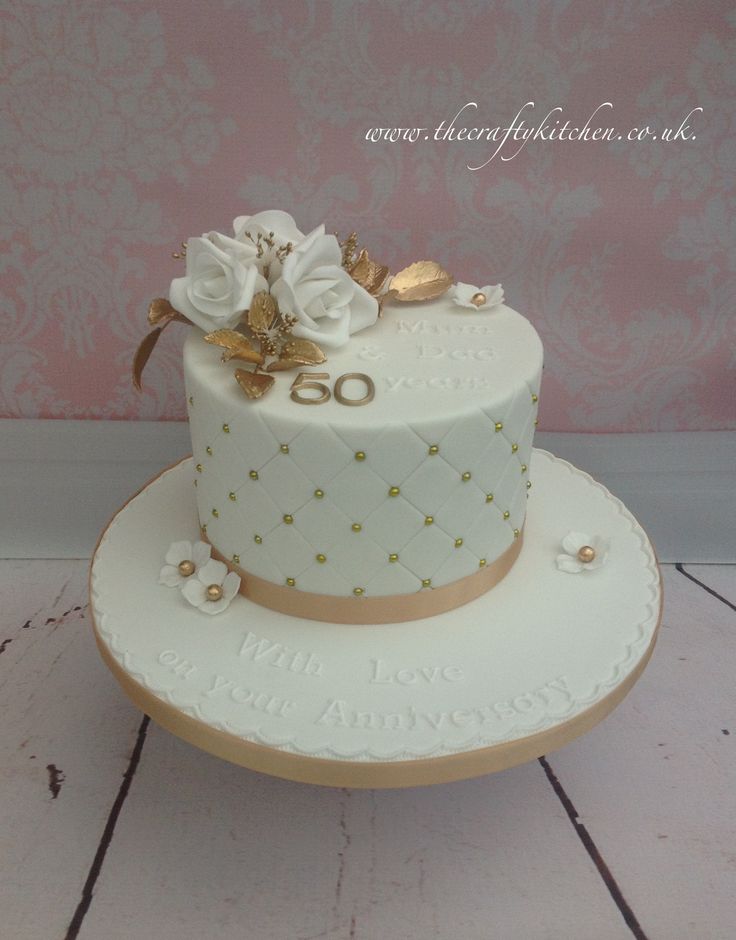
<box><xmin>577</xmin><ymin>545</ymin><xmax>596</xmax><ymax>563</ymax></box>
<box><xmin>206</xmin><ymin>583</ymin><xmax>223</xmax><ymax>601</ymax></box>
<box><xmin>177</xmin><ymin>560</ymin><xmax>195</xmax><ymax>577</ymax></box>
<box><xmin>470</xmin><ymin>292</ymin><xmax>487</xmax><ymax>307</ymax></box>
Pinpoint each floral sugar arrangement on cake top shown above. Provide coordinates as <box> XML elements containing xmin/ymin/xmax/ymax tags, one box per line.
<box><xmin>133</xmin><ymin>209</ymin><xmax>504</xmax><ymax>399</ymax></box>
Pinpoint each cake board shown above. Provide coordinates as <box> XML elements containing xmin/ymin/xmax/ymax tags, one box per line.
<box><xmin>89</xmin><ymin>450</ymin><xmax>661</xmax><ymax>789</ymax></box>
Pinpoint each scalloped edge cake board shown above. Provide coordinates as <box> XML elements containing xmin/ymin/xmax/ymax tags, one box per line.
<box><xmin>89</xmin><ymin>450</ymin><xmax>661</xmax><ymax>788</ymax></box>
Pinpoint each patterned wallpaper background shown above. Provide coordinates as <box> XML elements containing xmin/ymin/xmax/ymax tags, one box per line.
<box><xmin>1</xmin><ymin>0</ymin><xmax>734</xmax><ymax>430</ymax></box>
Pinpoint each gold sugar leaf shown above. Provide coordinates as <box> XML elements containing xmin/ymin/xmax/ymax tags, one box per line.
<box><xmin>348</xmin><ymin>249</ymin><xmax>390</xmax><ymax>297</ymax></box>
<box><xmin>147</xmin><ymin>297</ymin><xmax>178</xmax><ymax>326</ymax></box>
<box><xmin>265</xmin><ymin>359</ymin><xmax>300</xmax><ymax>373</ymax></box>
<box><xmin>203</xmin><ymin>329</ymin><xmax>264</xmax><ymax>365</ymax></box>
<box><xmin>234</xmin><ymin>369</ymin><xmax>275</xmax><ymax>399</ymax></box>
<box><xmin>247</xmin><ymin>290</ymin><xmax>278</xmax><ymax>333</ymax></box>
<box><xmin>389</xmin><ymin>261</ymin><xmax>454</xmax><ymax>302</ymax></box>
<box><xmin>281</xmin><ymin>339</ymin><xmax>327</xmax><ymax>365</ymax></box>
<box><xmin>132</xmin><ymin>327</ymin><xmax>163</xmax><ymax>391</ymax></box>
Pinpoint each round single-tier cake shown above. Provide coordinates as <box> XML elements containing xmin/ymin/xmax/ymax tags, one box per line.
<box><xmin>184</xmin><ymin>296</ymin><xmax>542</xmax><ymax>622</ymax></box>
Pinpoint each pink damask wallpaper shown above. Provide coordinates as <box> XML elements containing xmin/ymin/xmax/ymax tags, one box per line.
<box><xmin>1</xmin><ymin>0</ymin><xmax>734</xmax><ymax>430</ymax></box>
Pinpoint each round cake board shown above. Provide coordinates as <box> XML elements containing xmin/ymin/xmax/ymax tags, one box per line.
<box><xmin>89</xmin><ymin>450</ymin><xmax>661</xmax><ymax>789</ymax></box>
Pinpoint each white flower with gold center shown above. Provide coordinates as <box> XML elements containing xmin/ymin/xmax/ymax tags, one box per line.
<box><xmin>181</xmin><ymin>559</ymin><xmax>240</xmax><ymax>614</ymax></box>
<box><xmin>159</xmin><ymin>540</ymin><xmax>211</xmax><ymax>587</ymax></box>
<box><xmin>452</xmin><ymin>282</ymin><xmax>505</xmax><ymax>310</ymax></box>
<box><xmin>556</xmin><ymin>532</ymin><xmax>610</xmax><ymax>574</ymax></box>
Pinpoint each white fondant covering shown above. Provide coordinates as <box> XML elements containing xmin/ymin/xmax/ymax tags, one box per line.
<box><xmin>184</xmin><ymin>299</ymin><xmax>543</xmax><ymax>598</ymax></box>
<box><xmin>90</xmin><ymin>453</ymin><xmax>661</xmax><ymax>765</ymax></box>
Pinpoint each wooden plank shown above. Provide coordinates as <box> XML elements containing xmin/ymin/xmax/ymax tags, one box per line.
<box><xmin>76</xmin><ymin>725</ymin><xmax>632</xmax><ymax>940</ymax></box>
<box><xmin>543</xmin><ymin>564</ymin><xmax>736</xmax><ymax>940</ymax></box>
<box><xmin>3</xmin><ymin>419</ymin><xmax>735</xmax><ymax>562</ymax></box>
<box><xmin>0</xmin><ymin>560</ymin><xmax>143</xmax><ymax>939</ymax></box>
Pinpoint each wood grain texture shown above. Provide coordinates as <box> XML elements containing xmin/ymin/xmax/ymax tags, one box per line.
<box><xmin>0</xmin><ymin>561</ymin><xmax>142</xmax><ymax>939</ymax></box>
<box><xmin>75</xmin><ymin>729</ymin><xmax>632</xmax><ymax>940</ymax></box>
<box><xmin>544</xmin><ymin>565</ymin><xmax>736</xmax><ymax>940</ymax></box>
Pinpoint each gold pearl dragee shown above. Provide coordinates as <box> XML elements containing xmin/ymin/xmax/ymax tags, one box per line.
<box><xmin>486</xmin><ymin>493</ymin><xmax>494</xmax><ymax>503</ymax></box>
<box><xmin>577</xmin><ymin>545</ymin><xmax>596</xmax><ymax>564</ymax></box>
<box><xmin>316</xmin><ymin>553</ymin><xmax>327</xmax><ymax>564</ymax></box>
<box><xmin>283</xmin><ymin>514</ymin><xmax>293</xmax><ymax>524</ymax></box>
<box><xmin>470</xmin><ymin>292</ymin><xmax>487</xmax><ymax>307</ymax></box>
<box><xmin>388</xmin><ymin>553</ymin><xmax>399</xmax><ymax>562</ymax></box>
<box><xmin>229</xmin><ymin>492</ymin><xmax>237</xmax><ymax>501</ymax></box>
<box><xmin>532</xmin><ymin>393</ymin><xmax>538</xmax><ymax>403</ymax></box>
<box><xmin>351</xmin><ymin>523</ymin><xmax>362</xmax><ymax>532</ymax></box>
<box><xmin>353</xmin><ymin>587</ymin><xmax>364</xmax><ymax>596</ymax></box>
<box><xmin>233</xmin><ymin>554</ymin><xmax>240</xmax><ymax>565</ymax></box>
<box><xmin>314</xmin><ymin>488</ymin><xmax>324</xmax><ymax>499</ymax></box>
<box><xmin>511</xmin><ymin>443</ymin><xmax>519</xmax><ymax>453</ymax></box>
<box><xmin>421</xmin><ymin>578</ymin><xmax>432</xmax><ymax>588</ymax></box>
<box><xmin>355</xmin><ymin>451</ymin><xmax>366</xmax><ymax>461</ymax></box>
<box><xmin>206</xmin><ymin>446</ymin><xmax>213</xmax><ymax>455</ymax></box>
<box><xmin>249</xmin><ymin>470</ymin><xmax>259</xmax><ymax>480</ymax></box>
<box><xmin>479</xmin><ymin>558</ymin><xmax>487</xmax><ymax>568</ymax></box>
<box><xmin>425</xmin><ymin>516</ymin><xmax>434</xmax><ymax>525</ymax></box>
<box><xmin>286</xmin><ymin>577</ymin><xmax>295</xmax><ymax>587</ymax></box>
<box><xmin>389</xmin><ymin>486</ymin><xmax>400</xmax><ymax>497</ymax></box>
<box><xmin>222</xmin><ymin>423</ymin><xmax>230</xmax><ymax>433</ymax></box>
<box><xmin>521</xmin><ymin>464</ymin><xmax>527</xmax><ymax>474</ymax></box>
<box><xmin>454</xmin><ymin>538</ymin><xmax>463</xmax><ymax>548</ymax></box>
<box><xmin>503</xmin><ymin>510</ymin><xmax>510</xmax><ymax>520</ymax></box>
<box><xmin>254</xmin><ymin>534</ymin><xmax>262</xmax><ymax>544</ymax></box>
<box><xmin>212</xmin><ymin>508</ymin><xmax>219</xmax><ymax>518</ymax></box>
<box><xmin>280</xmin><ymin>444</ymin><xmax>289</xmax><ymax>453</ymax></box>
<box><xmin>514</xmin><ymin>528</ymin><xmax>520</xmax><ymax>539</ymax></box>
<box><xmin>428</xmin><ymin>444</ymin><xmax>439</xmax><ymax>455</ymax></box>
<box><xmin>206</xmin><ymin>584</ymin><xmax>223</xmax><ymax>602</ymax></box>
<box><xmin>495</xmin><ymin>422</ymin><xmax>503</xmax><ymax>432</ymax></box>
<box><xmin>526</xmin><ymin>480</ymin><xmax>532</xmax><ymax>489</ymax></box>
<box><xmin>461</xmin><ymin>471</ymin><xmax>471</xmax><ymax>481</ymax></box>
<box><xmin>196</xmin><ymin>463</ymin><xmax>203</xmax><ymax>473</ymax></box>
<box><xmin>177</xmin><ymin>560</ymin><xmax>195</xmax><ymax>577</ymax></box>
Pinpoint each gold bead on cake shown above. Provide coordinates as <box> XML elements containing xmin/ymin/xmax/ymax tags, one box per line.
<box><xmin>470</xmin><ymin>292</ymin><xmax>486</xmax><ymax>307</ymax></box>
<box><xmin>355</xmin><ymin>451</ymin><xmax>366</xmax><ymax>461</ymax></box>
<box><xmin>577</xmin><ymin>545</ymin><xmax>596</xmax><ymax>563</ymax></box>
<box><xmin>206</xmin><ymin>584</ymin><xmax>223</xmax><ymax>602</ymax></box>
<box><xmin>428</xmin><ymin>444</ymin><xmax>439</xmax><ymax>455</ymax></box>
<box><xmin>177</xmin><ymin>560</ymin><xmax>195</xmax><ymax>577</ymax></box>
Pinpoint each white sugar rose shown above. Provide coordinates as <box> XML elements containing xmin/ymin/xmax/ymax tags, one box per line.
<box><xmin>233</xmin><ymin>210</ymin><xmax>323</xmax><ymax>282</ymax></box>
<box><xmin>270</xmin><ymin>229</ymin><xmax>379</xmax><ymax>348</ymax></box>
<box><xmin>170</xmin><ymin>234</ymin><xmax>267</xmax><ymax>333</ymax></box>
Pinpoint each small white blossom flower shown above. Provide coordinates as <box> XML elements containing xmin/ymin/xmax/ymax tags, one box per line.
<box><xmin>452</xmin><ymin>282</ymin><xmax>505</xmax><ymax>310</ymax></box>
<box><xmin>159</xmin><ymin>540</ymin><xmax>211</xmax><ymax>587</ymax></box>
<box><xmin>556</xmin><ymin>532</ymin><xmax>610</xmax><ymax>574</ymax></box>
<box><xmin>181</xmin><ymin>558</ymin><xmax>241</xmax><ymax>615</ymax></box>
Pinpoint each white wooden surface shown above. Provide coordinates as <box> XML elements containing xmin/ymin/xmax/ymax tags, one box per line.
<box><xmin>1</xmin><ymin>561</ymin><xmax>734</xmax><ymax>939</ymax></box>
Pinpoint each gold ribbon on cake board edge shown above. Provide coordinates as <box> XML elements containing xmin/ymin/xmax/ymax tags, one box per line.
<box><xmin>88</xmin><ymin>456</ymin><xmax>663</xmax><ymax>789</ymax></box>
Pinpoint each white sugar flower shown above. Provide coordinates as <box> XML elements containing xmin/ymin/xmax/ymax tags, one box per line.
<box><xmin>181</xmin><ymin>558</ymin><xmax>241</xmax><ymax>615</ymax></box>
<box><xmin>556</xmin><ymin>532</ymin><xmax>610</xmax><ymax>574</ymax></box>
<box><xmin>233</xmin><ymin>210</ymin><xmax>320</xmax><ymax>282</ymax></box>
<box><xmin>452</xmin><ymin>282</ymin><xmax>505</xmax><ymax>310</ymax></box>
<box><xmin>271</xmin><ymin>229</ymin><xmax>379</xmax><ymax>348</ymax></box>
<box><xmin>159</xmin><ymin>540</ymin><xmax>212</xmax><ymax>587</ymax></box>
<box><xmin>170</xmin><ymin>234</ymin><xmax>267</xmax><ymax>333</ymax></box>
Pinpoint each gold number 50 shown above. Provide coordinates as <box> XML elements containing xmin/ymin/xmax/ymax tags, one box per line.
<box><xmin>290</xmin><ymin>372</ymin><xmax>375</xmax><ymax>406</ymax></box>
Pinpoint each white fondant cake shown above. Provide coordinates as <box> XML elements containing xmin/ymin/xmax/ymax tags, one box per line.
<box><xmin>184</xmin><ymin>297</ymin><xmax>542</xmax><ymax>607</ymax></box>
<box><xmin>134</xmin><ymin>210</ymin><xmax>544</xmax><ymax>621</ymax></box>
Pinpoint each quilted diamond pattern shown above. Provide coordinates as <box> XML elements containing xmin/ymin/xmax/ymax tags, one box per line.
<box><xmin>187</xmin><ymin>361</ymin><xmax>538</xmax><ymax>597</ymax></box>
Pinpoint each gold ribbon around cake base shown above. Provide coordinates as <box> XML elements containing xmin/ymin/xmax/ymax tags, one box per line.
<box><xmin>205</xmin><ymin>530</ymin><xmax>524</xmax><ymax>625</ymax></box>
